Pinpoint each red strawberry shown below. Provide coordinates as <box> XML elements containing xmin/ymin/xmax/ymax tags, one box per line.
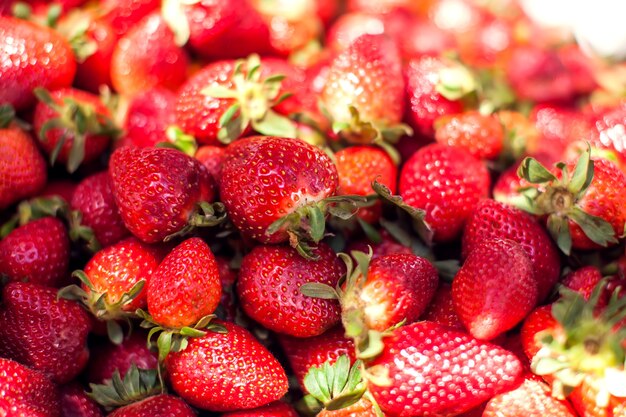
<box><xmin>400</xmin><ymin>17</ymin><xmax>456</xmax><ymax>60</ymax></box>
<box><xmin>33</xmin><ymin>88</ymin><xmax>118</xmax><ymax>173</ymax></box>
<box><xmin>520</xmin><ymin>305</ymin><xmax>558</xmax><ymax>361</ymax></box>
<box><xmin>108</xmin><ymin>395</ymin><xmax>196</xmax><ymax>417</ymax></box>
<box><xmin>111</xmin><ymin>13</ymin><xmax>189</xmax><ymax>97</ymax></box>
<box><xmin>109</xmin><ymin>146</ymin><xmax>217</xmax><ymax>243</ymax></box>
<box><xmin>221</xmin><ymin>402</ymin><xmax>299</xmax><ymax>417</ymax></box>
<box><xmin>0</xmin><ymin>114</ymin><xmax>48</xmax><ymax>209</ymax></box>
<box><xmin>39</xmin><ymin>180</ymin><xmax>77</xmax><ymax>204</ymax></box>
<box><xmin>317</xmin><ymin>398</ymin><xmax>379</xmax><ymax>417</ymax></box>
<box><xmin>165</xmin><ymin>321</ymin><xmax>289</xmax><ymax>411</ymax></box>
<box><xmin>0</xmin><ymin>282</ymin><xmax>91</xmax><ymax>383</ymax></box>
<box><xmin>531</xmin><ymin>104</ymin><xmax>592</xmax><ymax>163</ymax></box>
<box><xmin>0</xmin><ymin>17</ymin><xmax>76</xmax><ymax>110</ymax></box>
<box><xmin>420</xmin><ymin>283</ymin><xmax>465</xmax><ymax>330</ymax></box>
<box><xmin>71</xmin><ymin>172</ymin><xmax>129</xmax><ymax>248</ymax></box>
<box><xmin>562</xmin><ymin>266</ymin><xmax>603</xmax><ymax>300</ymax></box>
<box><xmin>100</xmin><ymin>0</ymin><xmax>159</xmax><ymax>38</ymax></box>
<box><xmin>195</xmin><ymin>145</ymin><xmax>225</xmax><ymax>183</ymax></box>
<box><xmin>367</xmin><ymin>321</ymin><xmax>524</xmax><ymax>416</ymax></box>
<box><xmin>453</xmin><ymin>238</ymin><xmax>538</xmax><ymax>340</ymax></box>
<box><xmin>60</xmin><ymin>383</ymin><xmax>104</xmax><ymax>417</ymax></box>
<box><xmin>492</xmin><ymin>152</ymin><xmax>554</xmax><ymax>204</ymax></box>
<box><xmin>325</xmin><ymin>12</ymin><xmax>386</xmax><ymax>52</ymax></box>
<box><xmin>435</xmin><ymin>111</ymin><xmax>504</xmax><ymax>159</ymax></box>
<box><xmin>0</xmin><ymin>358</ymin><xmax>60</xmax><ymax>417</ymax></box>
<box><xmin>118</xmin><ymin>88</ymin><xmax>177</xmax><ymax>149</ymax></box>
<box><xmin>588</xmin><ymin>102</ymin><xmax>626</xmax><ymax>160</ymax></box>
<box><xmin>147</xmin><ymin>237</ymin><xmax>221</xmax><ymax>329</ymax></box>
<box><xmin>399</xmin><ymin>143</ymin><xmax>490</xmax><ymax>242</ymax></box>
<box><xmin>462</xmin><ymin>199</ymin><xmax>561</xmax><ymax>302</ymax></box>
<box><xmin>0</xmin><ymin>217</ymin><xmax>70</xmax><ymax>287</ymax></box>
<box><xmin>215</xmin><ymin>256</ymin><xmax>237</xmax><ymax>322</ymax></box>
<box><xmin>237</xmin><ymin>243</ymin><xmax>343</xmax><ymax>337</ymax></box>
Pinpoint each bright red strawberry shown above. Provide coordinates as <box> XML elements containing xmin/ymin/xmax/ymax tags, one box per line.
<box><xmin>100</xmin><ymin>0</ymin><xmax>159</xmax><ymax>38</ymax></box>
<box><xmin>111</xmin><ymin>13</ymin><xmax>189</xmax><ymax>97</ymax></box>
<box><xmin>0</xmin><ymin>116</ymin><xmax>47</xmax><ymax>209</ymax></box>
<box><xmin>33</xmin><ymin>88</ymin><xmax>118</xmax><ymax>173</ymax></box>
<box><xmin>420</xmin><ymin>283</ymin><xmax>465</xmax><ymax>330</ymax></box>
<box><xmin>0</xmin><ymin>282</ymin><xmax>91</xmax><ymax>383</ymax></box>
<box><xmin>195</xmin><ymin>145</ymin><xmax>225</xmax><ymax>183</ymax></box>
<box><xmin>221</xmin><ymin>401</ymin><xmax>299</xmax><ymax>417</ymax></box>
<box><xmin>562</xmin><ymin>266</ymin><xmax>604</xmax><ymax>300</ymax></box>
<box><xmin>118</xmin><ymin>88</ymin><xmax>177</xmax><ymax>149</ymax></box>
<box><xmin>237</xmin><ymin>243</ymin><xmax>343</xmax><ymax>337</ymax></box>
<box><xmin>71</xmin><ymin>172</ymin><xmax>129</xmax><ymax>248</ymax></box>
<box><xmin>588</xmin><ymin>102</ymin><xmax>626</xmax><ymax>160</ymax></box>
<box><xmin>0</xmin><ymin>217</ymin><xmax>70</xmax><ymax>287</ymax></box>
<box><xmin>109</xmin><ymin>146</ymin><xmax>217</xmax><ymax>243</ymax></box>
<box><xmin>435</xmin><ymin>111</ymin><xmax>504</xmax><ymax>159</ymax></box>
<box><xmin>367</xmin><ymin>321</ymin><xmax>524</xmax><ymax>416</ymax></box>
<box><xmin>0</xmin><ymin>358</ymin><xmax>60</xmax><ymax>417</ymax></box>
<box><xmin>520</xmin><ymin>305</ymin><xmax>558</xmax><ymax>361</ymax></box>
<box><xmin>108</xmin><ymin>395</ymin><xmax>196</xmax><ymax>417</ymax></box>
<box><xmin>0</xmin><ymin>17</ymin><xmax>76</xmax><ymax>110</ymax></box>
<box><xmin>60</xmin><ymin>383</ymin><xmax>104</xmax><ymax>417</ymax></box>
<box><xmin>399</xmin><ymin>143</ymin><xmax>490</xmax><ymax>242</ymax></box>
<box><xmin>218</xmin><ymin>136</ymin><xmax>339</xmax><ymax>247</ymax></box>
<box><xmin>453</xmin><ymin>238</ymin><xmax>538</xmax><ymax>340</ymax></box>
<box><xmin>462</xmin><ymin>199</ymin><xmax>561</xmax><ymax>302</ymax></box>
<box><xmin>165</xmin><ymin>321</ymin><xmax>289</xmax><ymax>411</ymax></box>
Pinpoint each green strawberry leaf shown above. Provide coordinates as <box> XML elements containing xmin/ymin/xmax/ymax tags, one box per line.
<box><xmin>567</xmin><ymin>145</ymin><xmax>594</xmax><ymax>195</ymax></box>
<box><xmin>547</xmin><ymin>214</ymin><xmax>573</xmax><ymax>255</ymax></box>
<box><xmin>303</xmin><ymin>356</ymin><xmax>366</xmax><ymax>411</ymax></box>
<box><xmin>568</xmin><ymin>206</ymin><xmax>617</xmax><ymax>248</ymax></box>
<box><xmin>300</xmin><ymin>283</ymin><xmax>340</xmax><ymax>300</ymax></box>
<box><xmin>517</xmin><ymin>157</ymin><xmax>558</xmax><ymax>184</ymax></box>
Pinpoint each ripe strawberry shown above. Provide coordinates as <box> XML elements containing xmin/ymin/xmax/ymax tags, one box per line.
<box><xmin>0</xmin><ymin>217</ymin><xmax>70</xmax><ymax>287</ymax></box>
<box><xmin>195</xmin><ymin>145</ymin><xmax>225</xmax><ymax>183</ymax></box>
<box><xmin>109</xmin><ymin>146</ymin><xmax>217</xmax><ymax>243</ymax></box>
<box><xmin>0</xmin><ymin>282</ymin><xmax>91</xmax><ymax>383</ymax></box>
<box><xmin>367</xmin><ymin>321</ymin><xmax>523</xmax><ymax>416</ymax></box>
<box><xmin>0</xmin><ymin>113</ymin><xmax>47</xmax><ymax>209</ymax></box>
<box><xmin>118</xmin><ymin>88</ymin><xmax>177</xmax><ymax>149</ymax></box>
<box><xmin>531</xmin><ymin>104</ymin><xmax>592</xmax><ymax>163</ymax></box>
<box><xmin>325</xmin><ymin>12</ymin><xmax>386</xmax><ymax>52</ymax></box>
<box><xmin>317</xmin><ymin>398</ymin><xmax>379</xmax><ymax>417</ymax></box>
<box><xmin>453</xmin><ymin>238</ymin><xmax>538</xmax><ymax>340</ymax></box>
<box><xmin>111</xmin><ymin>13</ymin><xmax>189</xmax><ymax>97</ymax></box>
<box><xmin>398</xmin><ymin>17</ymin><xmax>456</xmax><ymax>60</ymax></box>
<box><xmin>165</xmin><ymin>321</ymin><xmax>289</xmax><ymax>411</ymax></box>
<box><xmin>520</xmin><ymin>305</ymin><xmax>558</xmax><ymax>361</ymax></box>
<box><xmin>562</xmin><ymin>266</ymin><xmax>603</xmax><ymax>300</ymax></box>
<box><xmin>108</xmin><ymin>395</ymin><xmax>196</xmax><ymax>417</ymax></box>
<box><xmin>399</xmin><ymin>143</ymin><xmax>490</xmax><ymax>242</ymax></box>
<box><xmin>71</xmin><ymin>172</ymin><xmax>129</xmax><ymax>248</ymax></box>
<box><xmin>420</xmin><ymin>283</ymin><xmax>465</xmax><ymax>330</ymax></box>
<box><xmin>493</xmin><ymin>152</ymin><xmax>554</xmax><ymax>204</ymax></box>
<box><xmin>237</xmin><ymin>243</ymin><xmax>343</xmax><ymax>337</ymax></box>
<box><xmin>0</xmin><ymin>17</ymin><xmax>76</xmax><ymax>110</ymax></box>
<box><xmin>39</xmin><ymin>180</ymin><xmax>77</xmax><ymax>204</ymax></box>
<box><xmin>462</xmin><ymin>199</ymin><xmax>561</xmax><ymax>301</ymax></box>
<box><xmin>435</xmin><ymin>111</ymin><xmax>504</xmax><ymax>159</ymax></box>
<box><xmin>33</xmin><ymin>88</ymin><xmax>118</xmax><ymax>173</ymax></box>
<box><xmin>0</xmin><ymin>358</ymin><xmax>60</xmax><ymax>417</ymax></box>
<box><xmin>214</xmin><ymin>256</ymin><xmax>237</xmax><ymax>322</ymax></box>
<box><xmin>588</xmin><ymin>102</ymin><xmax>626</xmax><ymax>160</ymax></box>
<box><xmin>60</xmin><ymin>383</ymin><xmax>104</xmax><ymax>417</ymax></box>
<box><xmin>221</xmin><ymin>402</ymin><xmax>299</xmax><ymax>417</ymax></box>
<box><xmin>100</xmin><ymin>0</ymin><xmax>159</xmax><ymax>38</ymax></box>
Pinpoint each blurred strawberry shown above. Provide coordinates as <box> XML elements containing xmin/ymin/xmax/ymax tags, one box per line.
<box><xmin>118</xmin><ymin>88</ymin><xmax>177</xmax><ymax>149</ymax></box>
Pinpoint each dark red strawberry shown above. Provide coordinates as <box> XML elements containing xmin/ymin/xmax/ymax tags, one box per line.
<box><xmin>0</xmin><ymin>217</ymin><xmax>70</xmax><ymax>287</ymax></box>
<box><xmin>399</xmin><ymin>143</ymin><xmax>490</xmax><ymax>242</ymax></box>
<box><xmin>0</xmin><ymin>358</ymin><xmax>60</xmax><ymax>417</ymax></box>
<box><xmin>453</xmin><ymin>238</ymin><xmax>538</xmax><ymax>340</ymax></box>
<box><xmin>109</xmin><ymin>146</ymin><xmax>218</xmax><ymax>243</ymax></box>
<box><xmin>215</xmin><ymin>256</ymin><xmax>237</xmax><ymax>322</ymax></box>
<box><xmin>165</xmin><ymin>321</ymin><xmax>289</xmax><ymax>411</ymax></box>
<box><xmin>462</xmin><ymin>199</ymin><xmax>561</xmax><ymax>302</ymax></box>
<box><xmin>420</xmin><ymin>283</ymin><xmax>465</xmax><ymax>330</ymax></box>
<box><xmin>221</xmin><ymin>402</ymin><xmax>299</xmax><ymax>417</ymax></box>
<box><xmin>118</xmin><ymin>88</ymin><xmax>177</xmax><ymax>149</ymax></box>
<box><xmin>435</xmin><ymin>111</ymin><xmax>504</xmax><ymax>159</ymax></box>
<box><xmin>0</xmin><ymin>282</ymin><xmax>91</xmax><ymax>383</ymax></box>
<box><xmin>195</xmin><ymin>145</ymin><xmax>225</xmax><ymax>183</ymax></box>
<box><xmin>60</xmin><ymin>383</ymin><xmax>104</xmax><ymax>417</ymax></box>
<box><xmin>108</xmin><ymin>395</ymin><xmax>196</xmax><ymax>417</ymax></box>
<box><xmin>368</xmin><ymin>321</ymin><xmax>523</xmax><ymax>416</ymax></box>
<box><xmin>0</xmin><ymin>17</ymin><xmax>76</xmax><ymax>110</ymax></box>
<box><xmin>39</xmin><ymin>180</ymin><xmax>77</xmax><ymax>204</ymax></box>
<box><xmin>71</xmin><ymin>172</ymin><xmax>129</xmax><ymax>248</ymax></box>
<box><xmin>562</xmin><ymin>266</ymin><xmax>603</xmax><ymax>300</ymax></box>
<box><xmin>100</xmin><ymin>0</ymin><xmax>159</xmax><ymax>38</ymax></box>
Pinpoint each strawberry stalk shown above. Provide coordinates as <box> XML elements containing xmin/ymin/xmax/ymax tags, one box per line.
<box><xmin>163</xmin><ymin>201</ymin><xmax>228</xmax><ymax>242</ymax></box>
<box><xmin>88</xmin><ymin>364</ymin><xmax>162</xmax><ymax>410</ymax></box>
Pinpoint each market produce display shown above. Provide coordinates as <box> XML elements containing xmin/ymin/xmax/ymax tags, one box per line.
<box><xmin>1</xmin><ymin>0</ymin><xmax>625</xmax><ymax>416</ymax></box>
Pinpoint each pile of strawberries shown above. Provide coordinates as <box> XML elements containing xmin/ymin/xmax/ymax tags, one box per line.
<box><xmin>1</xmin><ymin>0</ymin><xmax>626</xmax><ymax>416</ymax></box>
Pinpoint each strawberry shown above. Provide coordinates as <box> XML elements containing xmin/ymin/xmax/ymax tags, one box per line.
<box><xmin>345</xmin><ymin>229</ymin><xmax>413</xmax><ymax>260</ymax></box>
<box><xmin>531</xmin><ymin>104</ymin><xmax>592</xmax><ymax>163</ymax></box>
<box><xmin>100</xmin><ymin>0</ymin><xmax>159</xmax><ymax>38</ymax></box>
<box><xmin>420</xmin><ymin>283</ymin><xmax>465</xmax><ymax>330</ymax></box>
<box><xmin>0</xmin><ymin>109</ymin><xmax>48</xmax><ymax>209</ymax></box>
<box><xmin>33</xmin><ymin>88</ymin><xmax>119</xmax><ymax>173</ymax></box>
<box><xmin>399</xmin><ymin>143</ymin><xmax>491</xmax><ymax>242</ymax></box>
<box><xmin>367</xmin><ymin>321</ymin><xmax>524</xmax><ymax>416</ymax></box>
<box><xmin>215</xmin><ymin>256</ymin><xmax>237</xmax><ymax>322</ymax></box>
<box><xmin>520</xmin><ymin>305</ymin><xmax>558</xmax><ymax>361</ymax></box>
<box><xmin>462</xmin><ymin>199</ymin><xmax>561</xmax><ymax>302</ymax></box>
<box><xmin>237</xmin><ymin>243</ymin><xmax>343</xmax><ymax>337</ymax></box>
<box><xmin>194</xmin><ymin>145</ymin><xmax>225</xmax><ymax>183</ymax></box>
<box><xmin>107</xmin><ymin>395</ymin><xmax>196</xmax><ymax>417</ymax></box>
<box><xmin>118</xmin><ymin>88</ymin><xmax>177</xmax><ymax>149</ymax></box>
<box><xmin>453</xmin><ymin>238</ymin><xmax>538</xmax><ymax>340</ymax></box>
<box><xmin>562</xmin><ymin>266</ymin><xmax>604</xmax><ymax>300</ymax></box>
<box><xmin>0</xmin><ymin>358</ymin><xmax>60</xmax><ymax>417</ymax></box>
<box><xmin>111</xmin><ymin>13</ymin><xmax>189</xmax><ymax>97</ymax></box>
<box><xmin>0</xmin><ymin>282</ymin><xmax>91</xmax><ymax>383</ymax></box>
<box><xmin>0</xmin><ymin>16</ymin><xmax>76</xmax><ymax>111</ymax></box>
<box><xmin>588</xmin><ymin>102</ymin><xmax>626</xmax><ymax>160</ymax></box>
<box><xmin>109</xmin><ymin>146</ymin><xmax>219</xmax><ymax>243</ymax></box>
<box><xmin>0</xmin><ymin>217</ymin><xmax>70</xmax><ymax>287</ymax></box>
<box><xmin>435</xmin><ymin>110</ymin><xmax>504</xmax><ymax>159</ymax></box>
<box><xmin>71</xmin><ymin>172</ymin><xmax>129</xmax><ymax>248</ymax></box>
<box><xmin>493</xmin><ymin>152</ymin><xmax>554</xmax><ymax>205</ymax></box>
<box><xmin>317</xmin><ymin>398</ymin><xmax>379</xmax><ymax>417</ymax></box>
<box><xmin>165</xmin><ymin>320</ymin><xmax>289</xmax><ymax>411</ymax></box>
<box><xmin>221</xmin><ymin>402</ymin><xmax>299</xmax><ymax>417</ymax></box>
<box><xmin>399</xmin><ymin>17</ymin><xmax>456</xmax><ymax>60</ymax></box>
<box><xmin>60</xmin><ymin>383</ymin><xmax>104</xmax><ymax>417</ymax></box>
<box><xmin>39</xmin><ymin>180</ymin><xmax>77</xmax><ymax>204</ymax></box>
<box><xmin>325</xmin><ymin>12</ymin><xmax>386</xmax><ymax>52</ymax></box>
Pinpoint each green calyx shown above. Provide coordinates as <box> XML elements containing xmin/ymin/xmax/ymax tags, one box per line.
<box><xmin>164</xmin><ymin>201</ymin><xmax>228</xmax><ymax>242</ymax></box>
<box><xmin>88</xmin><ymin>364</ymin><xmax>162</xmax><ymax>410</ymax></box>
<box><xmin>516</xmin><ymin>146</ymin><xmax>617</xmax><ymax>255</ymax></box>
<box><xmin>55</xmin><ymin>11</ymin><xmax>98</xmax><ymax>63</ymax></box>
<box><xmin>156</xmin><ymin>126</ymin><xmax>198</xmax><ymax>156</ymax></box>
<box><xmin>34</xmin><ymin>88</ymin><xmax>121</xmax><ymax>173</ymax></box>
<box><xmin>201</xmin><ymin>54</ymin><xmax>297</xmax><ymax>144</ymax></box>
<box><xmin>531</xmin><ymin>280</ymin><xmax>626</xmax><ymax>405</ymax></box>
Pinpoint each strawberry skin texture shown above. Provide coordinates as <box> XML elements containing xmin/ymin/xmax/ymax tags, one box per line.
<box><xmin>454</xmin><ymin>238</ymin><xmax>537</xmax><ymax>340</ymax></box>
<box><xmin>237</xmin><ymin>243</ymin><xmax>343</xmax><ymax>337</ymax></box>
<box><xmin>195</xmin><ymin>145</ymin><xmax>225</xmax><ymax>183</ymax></box>
<box><xmin>360</xmin><ymin>253</ymin><xmax>439</xmax><ymax>331</ymax></box>
<box><xmin>0</xmin><ymin>125</ymin><xmax>47</xmax><ymax>209</ymax></box>
<box><xmin>0</xmin><ymin>282</ymin><xmax>91</xmax><ymax>384</ymax></box>
<box><xmin>435</xmin><ymin>111</ymin><xmax>504</xmax><ymax>160</ymax></box>
<box><xmin>109</xmin><ymin>146</ymin><xmax>215</xmax><ymax>243</ymax></box>
<box><xmin>219</xmin><ymin>136</ymin><xmax>338</xmax><ymax>244</ymax></box>
<box><xmin>0</xmin><ymin>358</ymin><xmax>60</xmax><ymax>417</ymax></box>
<box><xmin>71</xmin><ymin>172</ymin><xmax>129</xmax><ymax>248</ymax></box>
<box><xmin>368</xmin><ymin>321</ymin><xmax>524</xmax><ymax>417</ymax></box>
<box><xmin>147</xmin><ymin>238</ymin><xmax>221</xmax><ymax>328</ymax></box>
<box><xmin>165</xmin><ymin>321</ymin><xmax>289</xmax><ymax>411</ymax></box>
<box><xmin>420</xmin><ymin>283</ymin><xmax>465</xmax><ymax>330</ymax></box>
<box><xmin>570</xmin><ymin>381</ymin><xmax>626</xmax><ymax>417</ymax></box>
<box><xmin>0</xmin><ymin>17</ymin><xmax>76</xmax><ymax>111</ymax></box>
<box><xmin>399</xmin><ymin>143</ymin><xmax>490</xmax><ymax>242</ymax></box>
<box><xmin>118</xmin><ymin>88</ymin><xmax>177</xmax><ymax>149</ymax></box>
<box><xmin>59</xmin><ymin>383</ymin><xmax>104</xmax><ymax>417</ymax></box>
<box><xmin>0</xmin><ymin>217</ymin><xmax>70</xmax><ymax>288</ymax></box>
<box><xmin>221</xmin><ymin>402</ymin><xmax>299</xmax><ymax>417</ymax></box>
<box><xmin>562</xmin><ymin>266</ymin><xmax>603</xmax><ymax>300</ymax></box>
<box><xmin>520</xmin><ymin>305</ymin><xmax>558</xmax><ymax>361</ymax></box>
<box><xmin>108</xmin><ymin>394</ymin><xmax>196</xmax><ymax>417</ymax></box>
<box><xmin>318</xmin><ymin>398</ymin><xmax>380</xmax><ymax>417</ymax></box>
<box><xmin>462</xmin><ymin>199</ymin><xmax>561</xmax><ymax>302</ymax></box>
